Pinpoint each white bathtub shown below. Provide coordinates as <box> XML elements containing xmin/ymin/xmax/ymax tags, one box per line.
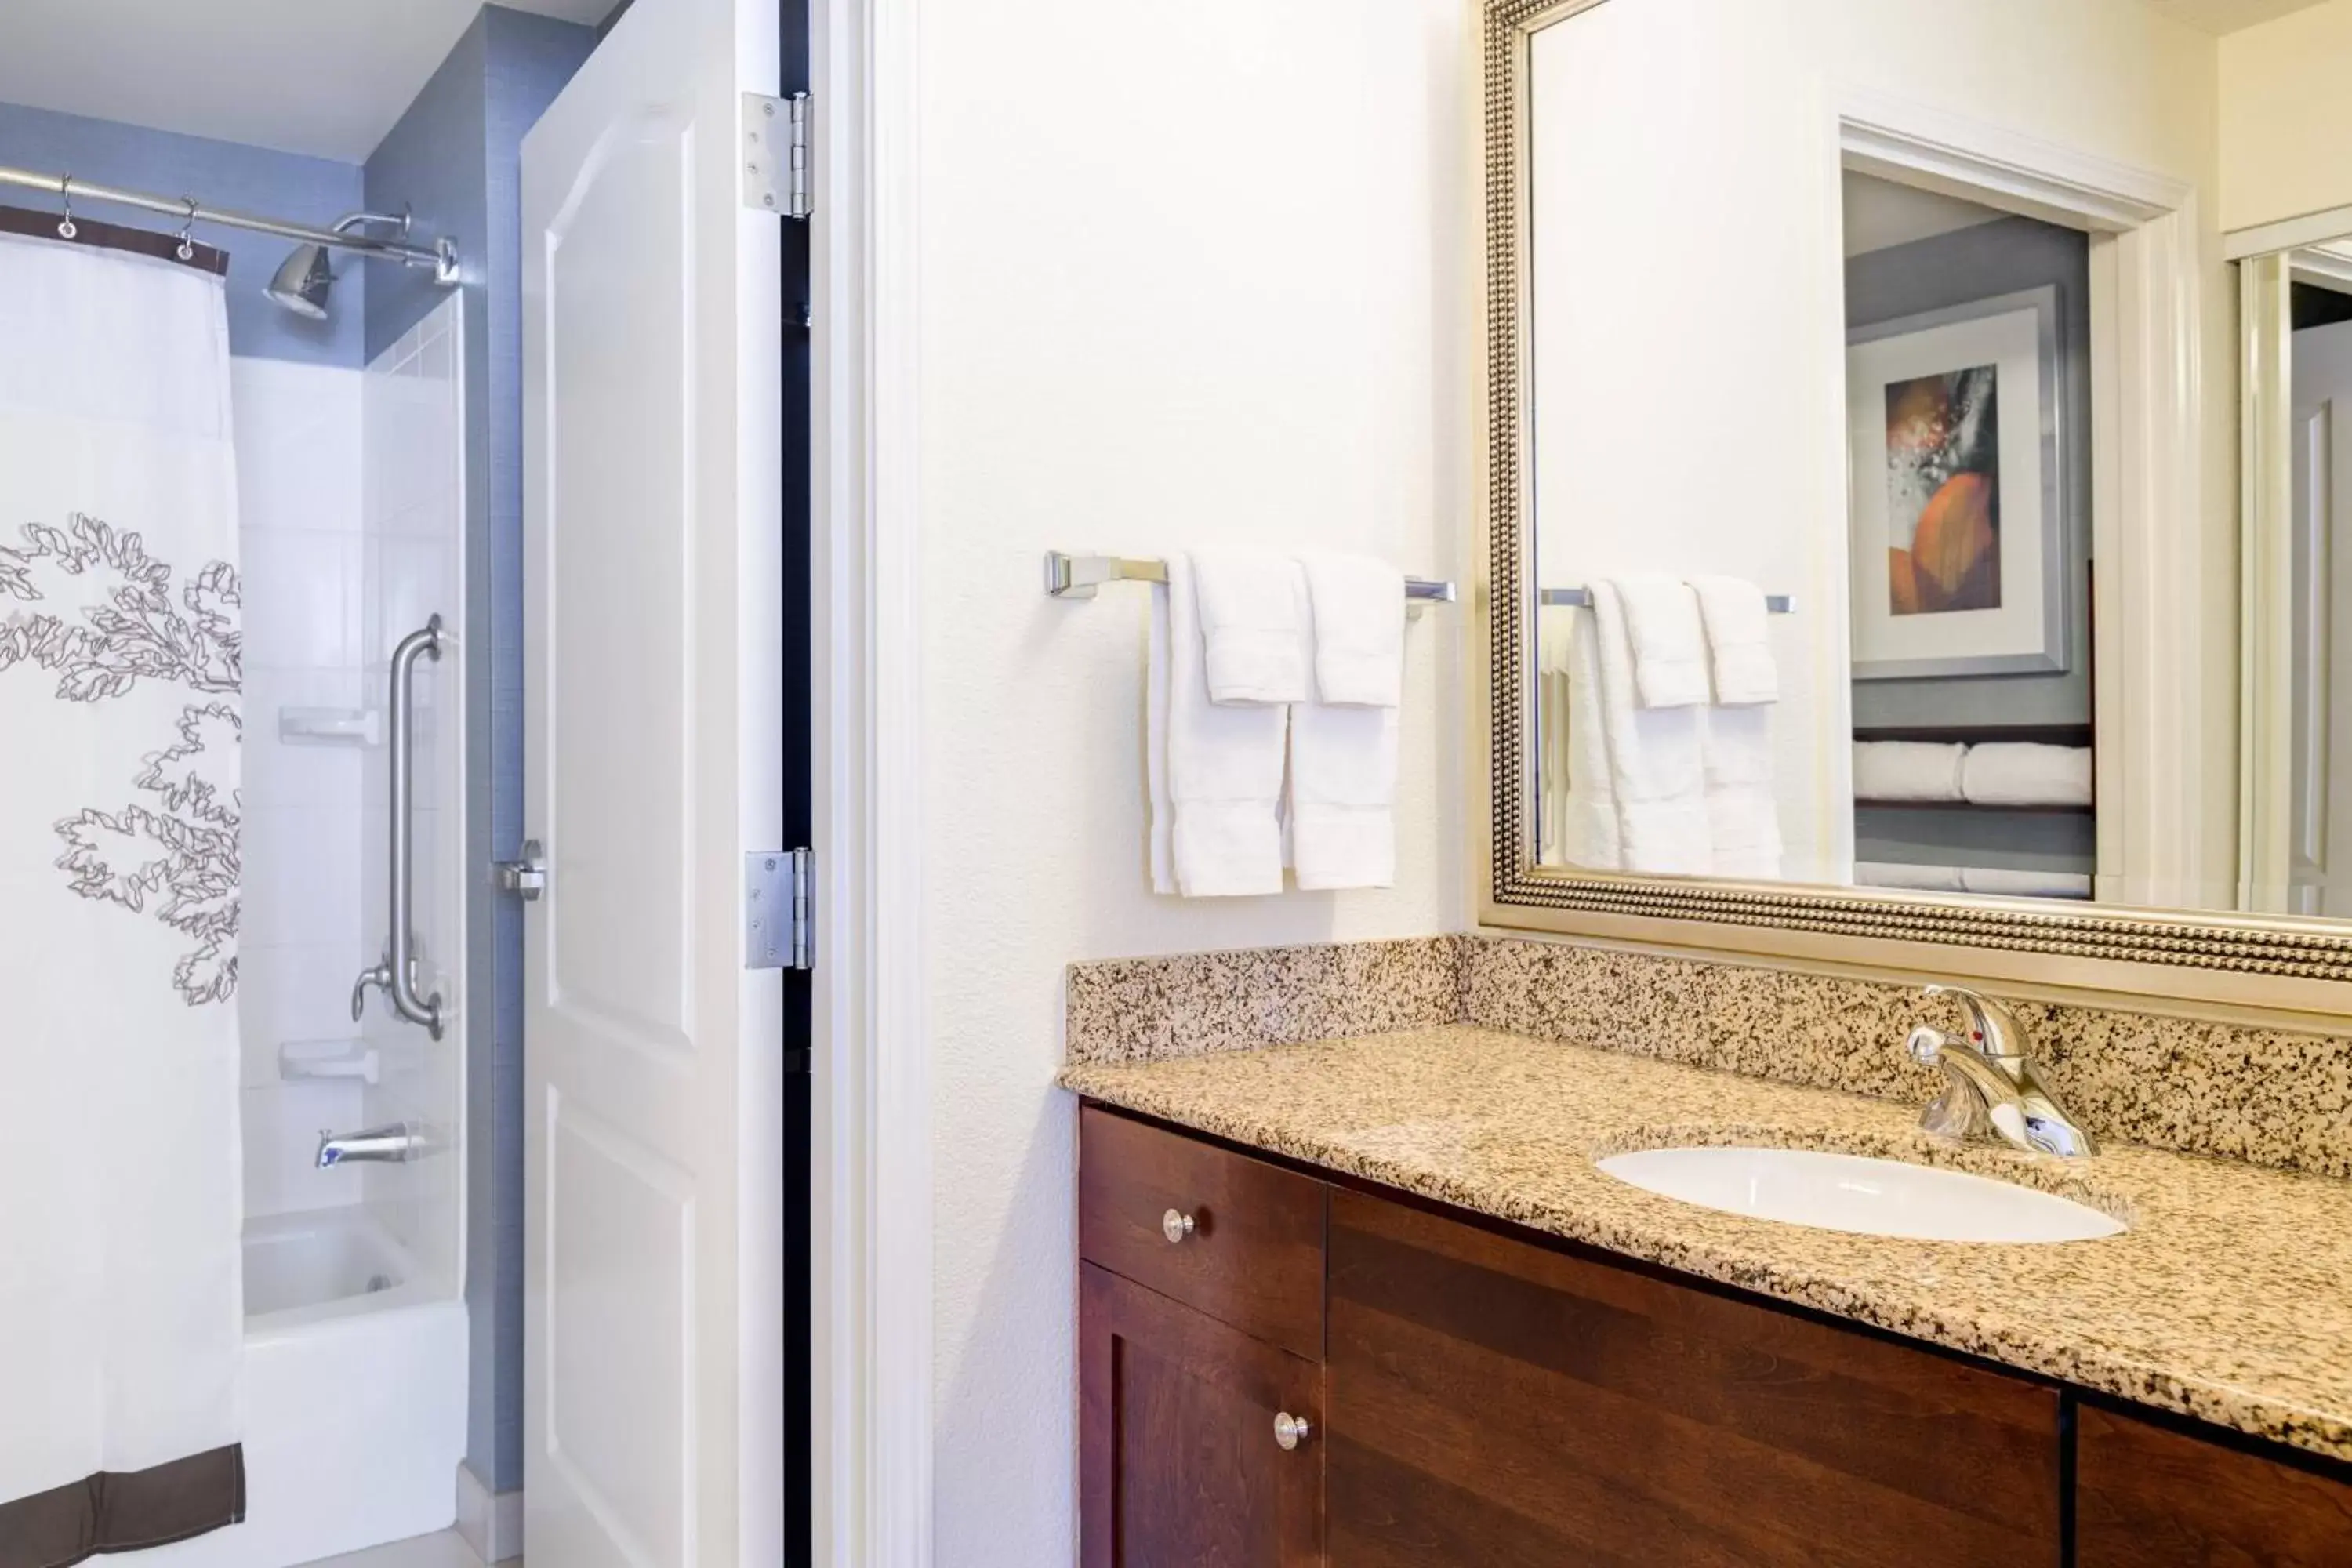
<box><xmin>143</xmin><ymin>1206</ymin><xmax>468</xmax><ymax>1567</ymax></box>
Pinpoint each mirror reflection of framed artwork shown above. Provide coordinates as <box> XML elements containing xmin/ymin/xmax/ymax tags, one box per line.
<box><xmin>1846</xmin><ymin>285</ymin><xmax>2069</xmax><ymax>681</ymax></box>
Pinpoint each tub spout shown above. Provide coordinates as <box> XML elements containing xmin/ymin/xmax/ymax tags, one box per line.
<box><xmin>316</xmin><ymin>1122</ymin><xmax>423</xmax><ymax>1167</ymax></box>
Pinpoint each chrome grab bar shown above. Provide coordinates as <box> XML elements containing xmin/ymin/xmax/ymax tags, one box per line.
<box><xmin>353</xmin><ymin>615</ymin><xmax>446</xmax><ymax>1040</ymax></box>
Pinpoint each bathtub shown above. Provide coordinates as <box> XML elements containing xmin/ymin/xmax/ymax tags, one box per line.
<box><xmin>143</xmin><ymin>1206</ymin><xmax>468</xmax><ymax>1567</ymax></box>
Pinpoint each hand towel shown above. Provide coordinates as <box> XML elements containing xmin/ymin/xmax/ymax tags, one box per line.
<box><xmin>1606</xmin><ymin>573</ymin><xmax>1710</xmax><ymax>710</ymax></box>
<box><xmin>1191</xmin><ymin>547</ymin><xmax>1307</xmax><ymax>705</ymax></box>
<box><xmin>1590</xmin><ymin>580</ymin><xmax>1711</xmax><ymax>873</ymax></box>
<box><xmin>1959</xmin><ymin>742</ymin><xmax>2094</xmax><ymax>808</ymax></box>
<box><xmin>1287</xmin><ymin>572</ymin><xmax>1398</xmax><ymax>887</ymax></box>
<box><xmin>1854</xmin><ymin>860</ymin><xmax>1967</xmax><ymax>892</ymax></box>
<box><xmin>1298</xmin><ymin>551</ymin><xmax>1404</xmax><ymax>706</ymax></box>
<box><xmin>1537</xmin><ymin>604</ymin><xmax>1581</xmax><ymax>866</ymax></box>
<box><xmin>1688</xmin><ymin>575</ymin><xmax>1779</xmax><ymax>705</ymax></box>
<box><xmin>1853</xmin><ymin>740</ymin><xmax>1968</xmax><ymax>802</ymax></box>
<box><xmin>1959</xmin><ymin>866</ymin><xmax>2094</xmax><ymax>898</ymax></box>
<box><xmin>1149</xmin><ymin>557</ymin><xmax>1288</xmax><ymax>895</ymax></box>
<box><xmin>1557</xmin><ymin>604</ymin><xmax>1622</xmax><ymax>870</ymax></box>
<box><xmin>1701</xmin><ymin>703</ymin><xmax>1782</xmax><ymax>880</ymax></box>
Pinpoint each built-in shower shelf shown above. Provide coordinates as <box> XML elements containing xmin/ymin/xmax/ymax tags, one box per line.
<box><xmin>278</xmin><ymin>1038</ymin><xmax>380</xmax><ymax>1085</ymax></box>
<box><xmin>278</xmin><ymin>706</ymin><xmax>380</xmax><ymax>746</ymax></box>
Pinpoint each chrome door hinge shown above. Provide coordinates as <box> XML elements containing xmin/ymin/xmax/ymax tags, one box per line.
<box><xmin>496</xmin><ymin>838</ymin><xmax>547</xmax><ymax>901</ymax></box>
<box><xmin>746</xmin><ymin>848</ymin><xmax>815</xmax><ymax>971</ymax></box>
<box><xmin>742</xmin><ymin>91</ymin><xmax>811</xmax><ymax>220</ymax></box>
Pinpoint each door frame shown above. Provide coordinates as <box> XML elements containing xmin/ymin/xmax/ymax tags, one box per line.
<box><xmin>808</xmin><ymin>0</ymin><xmax>932</xmax><ymax>1562</ymax></box>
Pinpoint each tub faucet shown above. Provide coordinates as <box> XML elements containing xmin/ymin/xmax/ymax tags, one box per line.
<box><xmin>316</xmin><ymin>1123</ymin><xmax>424</xmax><ymax>1167</ymax></box>
<box><xmin>1906</xmin><ymin>985</ymin><xmax>2097</xmax><ymax>1159</ymax></box>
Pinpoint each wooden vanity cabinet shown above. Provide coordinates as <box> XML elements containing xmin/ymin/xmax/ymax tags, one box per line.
<box><xmin>2075</xmin><ymin>1403</ymin><xmax>2352</xmax><ymax>1567</ymax></box>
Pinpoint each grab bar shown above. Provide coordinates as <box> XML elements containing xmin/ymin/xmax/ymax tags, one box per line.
<box><xmin>352</xmin><ymin>615</ymin><xmax>446</xmax><ymax>1040</ymax></box>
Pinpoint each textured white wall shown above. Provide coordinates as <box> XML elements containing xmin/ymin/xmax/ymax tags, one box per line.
<box><xmin>914</xmin><ymin>0</ymin><xmax>1473</xmax><ymax>1559</ymax></box>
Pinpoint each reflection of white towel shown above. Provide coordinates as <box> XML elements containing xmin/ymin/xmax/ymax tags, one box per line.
<box><xmin>1559</xmin><ymin>606</ymin><xmax>1621</xmax><ymax>870</ymax></box>
<box><xmin>1590</xmin><ymin>581</ymin><xmax>1711</xmax><ymax>873</ymax></box>
<box><xmin>1853</xmin><ymin>740</ymin><xmax>1967</xmax><ymax>802</ymax></box>
<box><xmin>1856</xmin><ymin>860</ymin><xmax>1966</xmax><ymax>891</ymax></box>
<box><xmin>1960</xmin><ymin>866</ymin><xmax>2092</xmax><ymax>898</ymax></box>
<box><xmin>1689</xmin><ymin>575</ymin><xmax>1778</xmax><ymax>705</ymax></box>
<box><xmin>1703</xmin><ymin>704</ymin><xmax>1781</xmax><ymax>880</ymax></box>
<box><xmin>1607</xmin><ymin>573</ymin><xmax>1710</xmax><ymax>709</ymax></box>
<box><xmin>1191</xmin><ymin>547</ymin><xmax>1307</xmax><ymax>705</ymax></box>
<box><xmin>1961</xmin><ymin>743</ymin><xmax>2092</xmax><ymax>808</ymax></box>
<box><xmin>1537</xmin><ymin>605</ymin><xmax>1579</xmax><ymax>866</ymax></box>
<box><xmin>1150</xmin><ymin>557</ymin><xmax>1287</xmax><ymax>895</ymax></box>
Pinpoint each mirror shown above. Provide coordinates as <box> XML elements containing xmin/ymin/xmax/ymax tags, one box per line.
<box><xmin>1485</xmin><ymin>0</ymin><xmax>2352</xmax><ymax>982</ymax></box>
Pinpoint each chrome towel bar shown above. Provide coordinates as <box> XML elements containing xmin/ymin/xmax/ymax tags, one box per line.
<box><xmin>1044</xmin><ymin>550</ymin><xmax>1456</xmax><ymax>604</ymax></box>
<box><xmin>1541</xmin><ymin>586</ymin><xmax>1796</xmax><ymax>613</ymax></box>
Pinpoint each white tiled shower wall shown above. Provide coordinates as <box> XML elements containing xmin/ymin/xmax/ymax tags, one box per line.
<box><xmin>234</xmin><ymin>293</ymin><xmax>465</xmax><ymax>1305</ymax></box>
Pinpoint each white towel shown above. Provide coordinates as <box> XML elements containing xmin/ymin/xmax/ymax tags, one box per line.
<box><xmin>1702</xmin><ymin>704</ymin><xmax>1782</xmax><ymax>880</ymax></box>
<box><xmin>1607</xmin><ymin>573</ymin><xmax>1711</xmax><ymax>710</ymax></box>
<box><xmin>1855</xmin><ymin>860</ymin><xmax>1967</xmax><ymax>891</ymax></box>
<box><xmin>1590</xmin><ymin>581</ymin><xmax>1711</xmax><ymax>873</ymax></box>
<box><xmin>1297</xmin><ymin>551</ymin><xmax>1403</xmax><ymax>706</ymax></box>
<box><xmin>1558</xmin><ymin>606</ymin><xmax>1623</xmax><ymax>870</ymax></box>
<box><xmin>1960</xmin><ymin>866</ymin><xmax>2093</xmax><ymax>898</ymax></box>
<box><xmin>1537</xmin><ymin>605</ymin><xmax>1579</xmax><ymax>866</ymax></box>
<box><xmin>1287</xmin><ymin>570</ymin><xmax>1398</xmax><ymax>887</ymax></box>
<box><xmin>1960</xmin><ymin>742</ymin><xmax>2093</xmax><ymax>808</ymax></box>
<box><xmin>1149</xmin><ymin>557</ymin><xmax>1288</xmax><ymax>895</ymax></box>
<box><xmin>1688</xmin><ymin>575</ymin><xmax>1779</xmax><ymax>705</ymax></box>
<box><xmin>1853</xmin><ymin>740</ymin><xmax>1968</xmax><ymax>802</ymax></box>
<box><xmin>1190</xmin><ymin>547</ymin><xmax>1307</xmax><ymax>705</ymax></box>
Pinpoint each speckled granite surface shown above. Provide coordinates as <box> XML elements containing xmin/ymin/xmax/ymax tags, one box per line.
<box><xmin>1060</xmin><ymin>1025</ymin><xmax>2352</xmax><ymax>1461</ymax></box>
<box><xmin>1464</xmin><ymin>938</ymin><xmax>2352</xmax><ymax>1181</ymax></box>
<box><xmin>1065</xmin><ymin>935</ymin><xmax>1464</xmax><ymax>1065</ymax></box>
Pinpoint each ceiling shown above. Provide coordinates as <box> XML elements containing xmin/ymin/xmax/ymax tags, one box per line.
<box><xmin>2136</xmin><ymin>0</ymin><xmax>2335</xmax><ymax>33</ymax></box>
<box><xmin>0</xmin><ymin>0</ymin><xmax>622</xmax><ymax>164</ymax></box>
<box><xmin>1841</xmin><ymin>172</ymin><xmax>2009</xmax><ymax>260</ymax></box>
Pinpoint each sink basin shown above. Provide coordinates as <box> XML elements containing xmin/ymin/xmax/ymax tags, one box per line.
<box><xmin>1596</xmin><ymin>1146</ymin><xmax>2125</xmax><ymax>1243</ymax></box>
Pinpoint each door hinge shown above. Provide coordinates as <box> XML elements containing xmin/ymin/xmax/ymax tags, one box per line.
<box><xmin>496</xmin><ymin>838</ymin><xmax>547</xmax><ymax>901</ymax></box>
<box><xmin>746</xmin><ymin>848</ymin><xmax>815</xmax><ymax>971</ymax></box>
<box><xmin>742</xmin><ymin>91</ymin><xmax>811</xmax><ymax>220</ymax></box>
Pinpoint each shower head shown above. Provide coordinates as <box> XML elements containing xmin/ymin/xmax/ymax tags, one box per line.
<box><xmin>267</xmin><ymin>244</ymin><xmax>333</xmax><ymax>318</ymax></box>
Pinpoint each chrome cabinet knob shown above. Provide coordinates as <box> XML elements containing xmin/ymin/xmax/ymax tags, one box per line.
<box><xmin>1273</xmin><ymin>1412</ymin><xmax>1312</xmax><ymax>1451</ymax></box>
<box><xmin>1161</xmin><ymin>1208</ymin><xmax>1196</xmax><ymax>1244</ymax></box>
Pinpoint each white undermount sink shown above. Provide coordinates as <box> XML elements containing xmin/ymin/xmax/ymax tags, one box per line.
<box><xmin>1596</xmin><ymin>1145</ymin><xmax>2125</xmax><ymax>1243</ymax></box>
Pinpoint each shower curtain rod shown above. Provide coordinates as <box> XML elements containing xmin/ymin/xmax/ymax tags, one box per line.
<box><xmin>0</xmin><ymin>164</ymin><xmax>459</xmax><ymax>281</ymax></box>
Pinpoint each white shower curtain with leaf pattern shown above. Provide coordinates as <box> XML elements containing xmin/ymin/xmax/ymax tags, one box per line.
<box><xmin>0</xmin><ymin>232</ymin><xmax>243</xmax><ymax>1515</ymax></box>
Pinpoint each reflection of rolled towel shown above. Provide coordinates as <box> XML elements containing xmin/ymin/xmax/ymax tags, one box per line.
<box><xmin>1960</xmin><ymin>743</ymin><xmax>2093</xmax><ymax>808</ymax></box>
<box><xmin>1853</xmin><ymin>741</ymin><xmax>1966</xmax><ymax>802</ymax></box>
<box><xmin>1856</xmin><ymin>860</ymin><xmax>1965</xmax><ymax>891</ymax></box>
<box><xmin>1959</xmin><ymin>866</ymin><xmax>2093</xmax><ymax>899</ymax></box>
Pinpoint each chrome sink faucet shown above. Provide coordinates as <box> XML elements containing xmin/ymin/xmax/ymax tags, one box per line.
<box><xmin>1906</xmin><ymin>984</ymin><xmax>2098</xmax><ymax>1160</ymax></box>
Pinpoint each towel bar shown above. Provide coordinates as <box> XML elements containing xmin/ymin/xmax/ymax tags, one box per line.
<box><xmin>1541</xmin><ymin>585</ymin><xmax>1795</xmax><ymax>613</ymax></box>
<box><xmin>1044</xmin><ymin>550</ymin><xmax>1456</xmax><ymax>604</ymax></box>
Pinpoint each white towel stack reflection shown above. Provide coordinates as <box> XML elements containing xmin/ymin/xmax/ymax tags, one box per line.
<box><xmin>1587</xmin><ymin>580</ymin><xmax>1711</xmax><ymax>874</ymax></box>
<box><xmin>1610</xmin><ymin>572</ymin><xmax>1711</xmax><ymax>709</ymax></box>
<box><xmin>1290</xmin><ymin>553</ymin><xmax>1403</xmax><ymax>889</ymax></box>
<box><xmin>1690</xmin><ymin>576</ymin><xmax>1782</xmax><ymax>880</ymax></box>
<box><xmin>1149</xmin><ymin>555</ymin><xmax>1288</xmax><ymax>895</ymax></box>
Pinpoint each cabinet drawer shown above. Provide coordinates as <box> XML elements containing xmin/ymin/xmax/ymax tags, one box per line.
<box><xmin>1079</xmin><ymin>1105</ymin><xmax>1327</xmax><ymax>1359</ymax></box>
<box><xmin>2076</xmin><ymin>1403</ymin><xmax>2352</xmax><ymax>1566</ymax></box>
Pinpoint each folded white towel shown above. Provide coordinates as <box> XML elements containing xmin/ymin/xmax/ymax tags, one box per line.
<box><xmin>1287</xmin><ymin>569</ymin><xmax>1399</xmax><ymax>887</ymax></box>
<box><xmin>1297</xmin><ymin>551</ymin><xmax>1403</xmax><ymax>707</ymax></box>
<box><xmin>1591</xmin><ymin>581</ymin><xmax>1711</xmax><ymax>873</ymax></box>
<box><xmin>1960</xmin><ymin>742</ymin><xmax>2093</xmax><ymax>808</ymax></box>
<box><xmin>1853</xmin><ymin>740</ymin><xmax>1968</xmax><ymax>802</ymax></box>
<box><xmin>1150</xmin><ymin>557</ymin><xmax>1288</xmax><ymax>895</ymax></box>
<box><xmin>1558</xmin><ymin>605</ymin><xmax>1621</xmax><ymax>870</ymax></box>
<box><xmin>1959</xmin><ymin>866</ymin><xmax>2093</xmax><ymax>898</ymax></box>
<box><xmin>1607</xmin><ymin>573</ymin><xmax>1711</xmax><ymax>710</ymax></box>
<box><xmin>1702</xmin><ymin>704</ymin><xmax>1782</xmax><ymax>880</ymax></box>
<box><xmin>1688</xmin><ymin>575</ymin><xmax>1779</xmax><ymax>705</ymax></box>
<box><xmin>1854</xmin><ymin>860</ymin><xmax>1966</xmax><ymax>891</ymax></box>
<box><xmin>1190</xmin><ymin>547</ymin><xmax>1307</xmax><ymax>705</ymax></box>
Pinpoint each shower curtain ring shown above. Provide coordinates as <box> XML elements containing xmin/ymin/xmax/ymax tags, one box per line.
<box><xmin>176</xmin><ymin>198</ymin><xmax>198</xmax><ymax>261</ymax></box>
<box><xmin>56</xmin><ymin>176</ymin><xmax>76</xmax><ymax>240</ymax></box>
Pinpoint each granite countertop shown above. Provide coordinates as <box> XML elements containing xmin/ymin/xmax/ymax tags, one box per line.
<box><xmin>1060</xmin><ymin>1024</ymin><xmax>2352</xmax><ymax>1462</ymax></box>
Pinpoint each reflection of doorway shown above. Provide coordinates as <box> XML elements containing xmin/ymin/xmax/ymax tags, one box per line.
<box><xmin>2288</xmin><ymin>282</ymin><xmax>2352</xmax><ymax>915</ymax></box>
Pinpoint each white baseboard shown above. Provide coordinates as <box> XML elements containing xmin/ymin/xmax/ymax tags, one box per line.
<box><xmin>453</xmin><ymin>1462</ymin><xmax>523</xmax><ymax>1564</ymax></box>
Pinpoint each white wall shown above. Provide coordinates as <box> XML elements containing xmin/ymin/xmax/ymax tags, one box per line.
<box><xmin>2221</xmin><ymin>0</ymin><xmax>2352</xmax><ymax>232</ymax></box>
<box><xmin>914</xmin><ymin>0</ymin><xmax>1472</xmax><ymax>1559</ymax></box>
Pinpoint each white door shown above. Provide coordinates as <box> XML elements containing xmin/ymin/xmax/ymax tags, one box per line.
<box><xmin>2292</xmin><ymin>315</ymin><xmax>2352</xmax><ymax>916</ymax></box>
<box><xmin>520</xmin><ymin>0</ymin><xmax>786</xmax><ymax>1560</ymax></box>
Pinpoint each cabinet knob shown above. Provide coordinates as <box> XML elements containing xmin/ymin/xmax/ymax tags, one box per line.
<box><xmin>1273</xmin><ymin>1412</ymin><xmax>1312</xmax><ymax>1451</ymax></box>
<box><xmin>1161</xmin><ymin>1208</ymin><xmax>1196</xmax><ymax>1245</ymax></box>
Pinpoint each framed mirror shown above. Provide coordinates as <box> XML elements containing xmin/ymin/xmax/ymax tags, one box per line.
<box><xmin>1478</xmin><ymin>0</ymin><xmax>2352</xmax><ymax>1008</ymax></box>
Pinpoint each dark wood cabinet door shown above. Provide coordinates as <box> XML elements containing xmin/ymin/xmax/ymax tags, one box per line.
<box><xmin>1324</xmin><ymin>1189</ymin><xmax>2062</xmax><ymax>1568</ymax></box>
<box><xmin>2077</xmin><ymin>1403</ymin><xmax>2352</xmax><ymax>1566</ymax></box>
<box><xmin>1081</xmin><ymin>1263</ymin><xmax>1324</xmax><ymax>1567</ymax></box>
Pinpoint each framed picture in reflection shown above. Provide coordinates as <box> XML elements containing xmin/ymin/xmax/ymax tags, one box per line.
<box><xmin>1846</xmin><ymin>285</ymin><xmax>2069</xmax><ymax>679</ymax></box>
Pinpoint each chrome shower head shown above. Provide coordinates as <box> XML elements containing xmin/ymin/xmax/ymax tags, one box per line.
<box><xmin>267</xmin><ymin>243</ymin><xmax>333</xmax><ymax>318</ymax></box>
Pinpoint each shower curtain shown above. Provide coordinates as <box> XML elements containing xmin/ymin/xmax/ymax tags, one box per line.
<box><xmin>0</xmin><ymin>232</ymin><xmax>245</xmax><ymax>1559</ymax></box>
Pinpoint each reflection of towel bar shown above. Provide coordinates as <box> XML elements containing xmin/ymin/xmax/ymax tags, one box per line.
<box><xmin>1542</xmin><ymin>586</ymin><xmax>1795</xmax><ymax>613</ymax></box>
<box><xmin>1045</xmin><ymin>550</ymin><xmax>1455</xmax><ymax>604</ymax></box>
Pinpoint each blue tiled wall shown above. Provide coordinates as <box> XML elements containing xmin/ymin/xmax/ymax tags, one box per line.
<box><xmin>362</xmin><ymin>5</ymin><xmax>597</xmax><ymax>1495</ymax></box>
<box><xmin>0</xmin><ymin>102</ymin><xmax>365</xmax><ymax>365</ymax></box>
